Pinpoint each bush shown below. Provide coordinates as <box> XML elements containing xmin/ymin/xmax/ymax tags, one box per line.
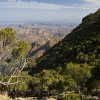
<box><xmin>61</xmin><ymin>93</ymin><xmax>80</xmax><ymax>100</ymax></box>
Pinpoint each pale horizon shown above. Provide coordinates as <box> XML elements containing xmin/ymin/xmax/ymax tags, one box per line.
<box><xmin>0</xmin><ymin>0</ymin><xmax>100</xmax><ymax>23</ymax></box>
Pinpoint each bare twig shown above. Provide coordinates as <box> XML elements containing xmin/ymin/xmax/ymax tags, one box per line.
<box><xmin>0</xmin><ymin>58</ymin><xmax>27</xmax><ymax>87</ymax></box>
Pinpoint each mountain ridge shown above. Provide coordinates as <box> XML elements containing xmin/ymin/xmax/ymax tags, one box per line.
<box><xmin>30</xmin><ymin>9</ymin><xmax>100</xmax><ymax>74</ymax></box>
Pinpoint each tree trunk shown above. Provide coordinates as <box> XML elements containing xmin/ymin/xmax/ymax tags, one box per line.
<box><xmin>13</xmin><ymin>71</ymin><xmax>19</xmax><ymax>98</ymax></box>
<box><xmin>6</xmin><ymin>85</ymin><xmax>9</xmax><ymax>97</ymax></box>
<box><xmin>77</xmin><ymin>88</ymin><xmax>83</xmax><ymax>100</ymax></box>
<box><xmin>96</xmin><ymin>88</ymin><xmax>98</xmax><ymax>96</ymax></box>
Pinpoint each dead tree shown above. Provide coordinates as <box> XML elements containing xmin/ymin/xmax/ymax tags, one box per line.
<box><xmin>0</xmin><ymin>57</ymin><xmax>27</xmax><ymax>97</ymax></box>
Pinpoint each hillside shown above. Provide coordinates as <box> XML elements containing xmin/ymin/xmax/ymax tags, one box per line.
<box><xmin>31</xmin><ymin>9</ymin><xmax>100</xmax><ymax>74</ymax></box>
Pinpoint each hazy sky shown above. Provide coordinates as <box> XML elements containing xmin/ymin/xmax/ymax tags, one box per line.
<box><xmin>0</xmin><ymin>0</ymin><xmax>100</xmax><ymax>23</ymax></box>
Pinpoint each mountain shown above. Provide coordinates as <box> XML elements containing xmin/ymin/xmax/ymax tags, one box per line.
<box><xmin>31</xmin><ymin>9</ymin><xmax>100</xmax><ymax>74</ymax></box>
<box><xmin>0</xmin><ymin>23</ymin><xmax>76</xmax><ymax>60</ymax></box>
<box><xmin>0</xmin><ymin>23</ymin><xmax>76</xmax><ymax>45</ymax></box>
<box><xmin>15</xmin><ymin>23</ymin><xmax>76</xmax><ymax>44</ymax></box>
<box><xmin>13</xmin><ymin>23</ymin><xmax>76</xmax><ymax>58</ymax></box>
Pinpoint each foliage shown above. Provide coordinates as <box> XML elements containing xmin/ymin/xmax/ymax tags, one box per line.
<box><xmin>0</xmin><ymin>27</ymin><xmax>31</xmax><ymax>97</ymax></box>
<box><xmin>0</xmin><ymin>27</ymin><xmax>16</xmax><ymax>47</ymax></box>
<box><xmin>87</xmin><ymin>65</ymin><xmax>100</xmax><ymax>91</ymax></box>
<box><xmin>61</xmin><ymin>93</ymin><xmax>80</xmax><ymax>100</ymax></box>
<box><xmin>12</xmin><ymin>40</ymin><xmax>30</xmax><ymax>58</ymax></box>
<box><xmin>29</xmin><ymin>69</ymin><xmax>64</xmax><ymax>93</ymax></box>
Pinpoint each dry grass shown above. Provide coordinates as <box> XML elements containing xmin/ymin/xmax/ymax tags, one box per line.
<box><xmin>0</xmin><ymin>93</ymin><xmax>10</xmax><ymax>100</ymax></box>
<box><xmin>0</xmin><ymin>95</ymin><xmax>57</xmax><ymax>100</ymax></box>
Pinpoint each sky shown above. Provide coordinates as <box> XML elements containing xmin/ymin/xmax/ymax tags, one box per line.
<box><xmin>0</xmin><ymin>0</ymin><xmax>100</xmax><ymax>23</ymax></box>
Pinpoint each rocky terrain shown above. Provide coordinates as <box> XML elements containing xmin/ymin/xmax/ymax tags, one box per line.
<box><xmin>15</xmin><ymin>23</ymin><xmax>76</xmax><ymax>44</ymax></box>
<box><xmin>0</xmin><ymin>23</ymin><xmax>77</xmax><ymax>44</ymax></box>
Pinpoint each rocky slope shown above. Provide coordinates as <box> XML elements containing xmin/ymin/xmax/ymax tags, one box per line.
<box><xmin>30</xmin><ymin>9</ymin><xmax>100</xmax><ymax>74</ymax></box>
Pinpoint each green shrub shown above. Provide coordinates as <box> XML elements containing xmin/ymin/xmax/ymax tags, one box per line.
<box><xmin>61</xmin><ymin>93</ymin><xmax>80</xmax><ymax>100</ymax></box>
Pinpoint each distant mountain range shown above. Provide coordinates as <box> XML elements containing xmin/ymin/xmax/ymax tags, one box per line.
<box><xmin>0</xmin><ymin>23</ymin><xmax>77</xmax><ymax>59</ymax></box>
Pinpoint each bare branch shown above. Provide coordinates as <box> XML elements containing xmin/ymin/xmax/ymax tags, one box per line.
<box><xmin>0</xmin><ymin>81</ymin><xmax>6</xmax><ymax>85</ymax></box>
<box><xmin>0</xmin><ymin>81</ymin><xmax>25</xmax><ymax>86</ymax></box>
<box><xmin>8</xmin><ymin>81</ymin><xmax>25</xmax><ymax>85</ymax></box>
<box><xmin>0</xmin><ymin>58</ymin><xmax>27</xmax><ymax>85</ymax></box>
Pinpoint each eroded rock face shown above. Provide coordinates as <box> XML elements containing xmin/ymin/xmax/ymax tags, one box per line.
<box><xmin>15</xmin><ymin>23</ymin><xmax>76</xmax><ymax>44</ymax></box>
